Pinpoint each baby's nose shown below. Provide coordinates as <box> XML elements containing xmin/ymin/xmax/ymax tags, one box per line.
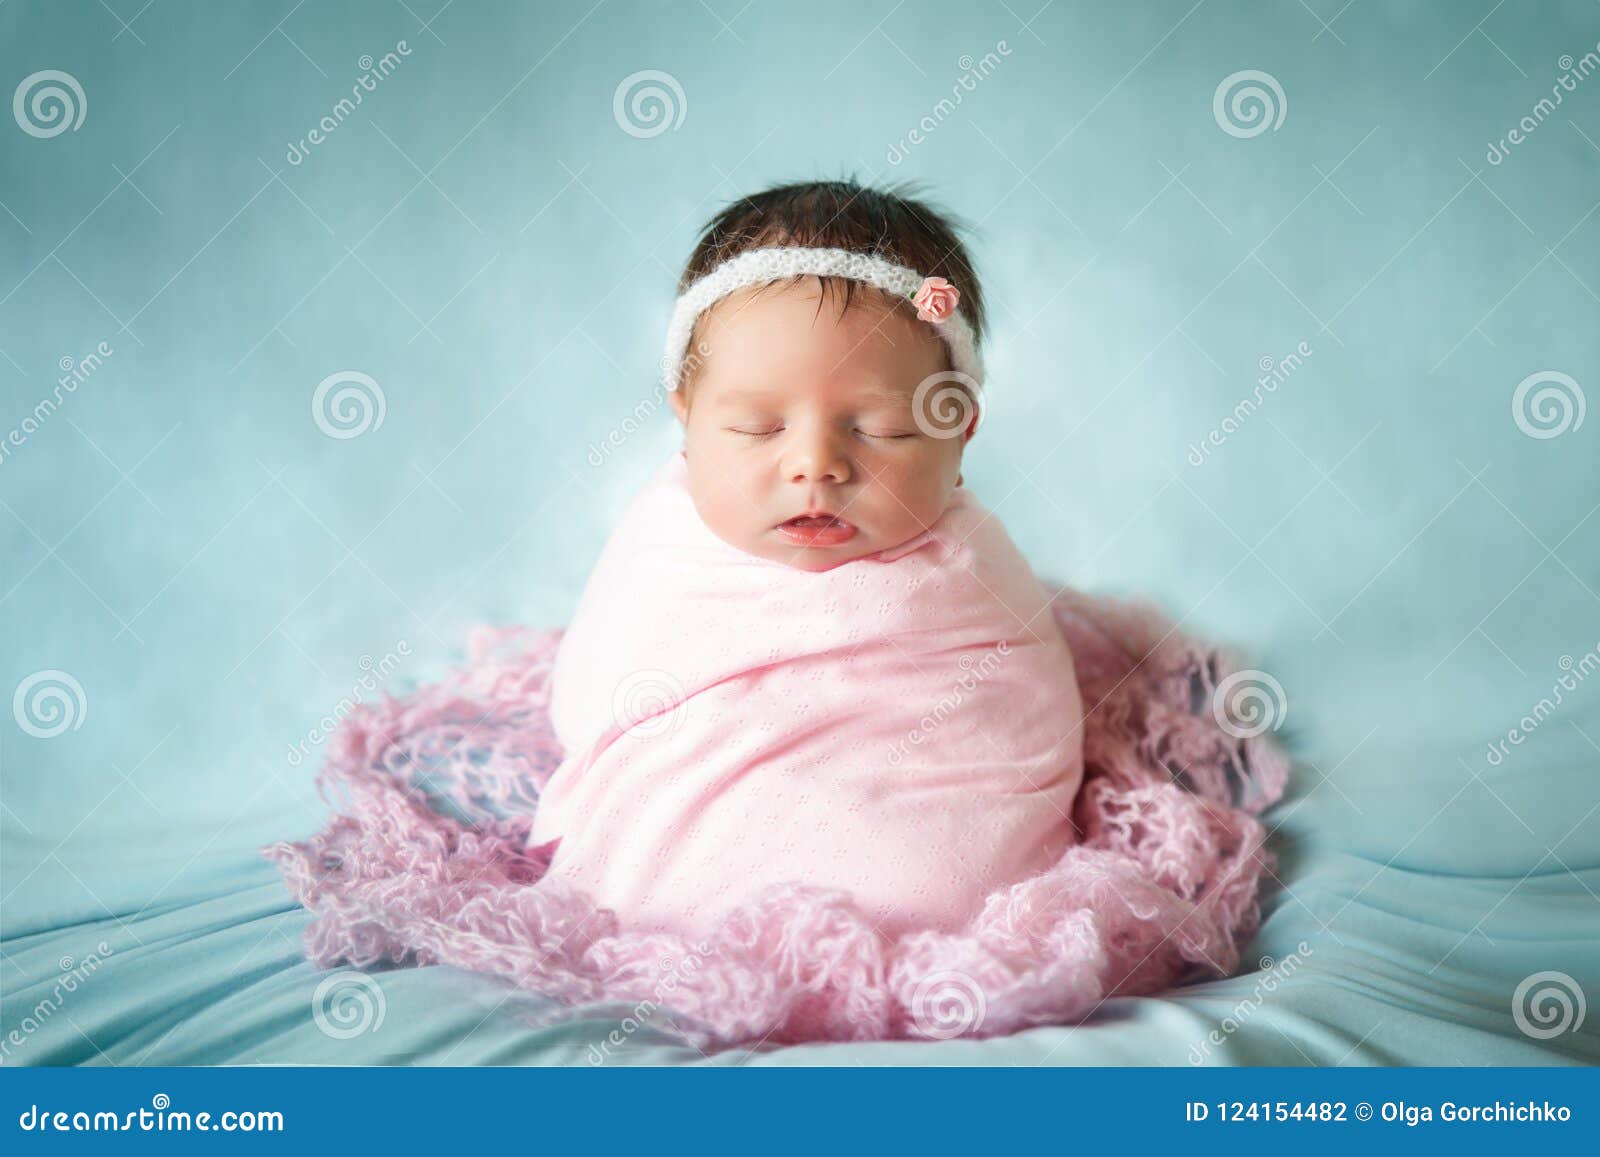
<box><xmin>786</xmin><ymin>442</ymin><xmax>850</xmax><ymax>484</ymax></box>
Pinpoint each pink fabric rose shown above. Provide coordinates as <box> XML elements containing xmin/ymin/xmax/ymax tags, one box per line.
<box><xmin>912</xmin><ymin>276</ymin><xmax>959</xmax><ymax>323</ymax></box>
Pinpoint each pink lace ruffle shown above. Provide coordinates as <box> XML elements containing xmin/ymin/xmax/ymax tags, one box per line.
<box><xmin>262</xmin><ymin>586</ymin><xmax>1288</xmax><ymax>1047</ymax></box>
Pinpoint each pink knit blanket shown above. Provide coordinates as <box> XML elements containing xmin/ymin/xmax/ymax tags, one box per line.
<box><xmin>264</xmin><ymin>580</ymin><xmax>1287</xmax><ymax>1047</ymax></box>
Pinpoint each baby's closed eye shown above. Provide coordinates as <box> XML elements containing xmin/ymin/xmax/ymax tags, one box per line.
<box><xmin>722</xmin><ymin>423</ymin><xmax>917</xmax><ymax>440</ymax></box>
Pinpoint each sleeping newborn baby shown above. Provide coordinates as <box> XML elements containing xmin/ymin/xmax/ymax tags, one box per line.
<box><xmin>529</xmin><ymin>181</ymin><xmax>1084</xmax><ymax>939</ymax></box>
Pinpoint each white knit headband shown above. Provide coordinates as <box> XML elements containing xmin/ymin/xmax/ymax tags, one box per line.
<box><xmin>661</xmin><ymin>246</ymin><xmax>984</xmax><ymax>393</ymax></box>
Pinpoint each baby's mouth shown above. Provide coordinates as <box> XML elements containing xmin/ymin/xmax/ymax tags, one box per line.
<box><xmin>775</xmin><ymin>514</ymin><xmax>858</xmax><ymax>546</ymax></box>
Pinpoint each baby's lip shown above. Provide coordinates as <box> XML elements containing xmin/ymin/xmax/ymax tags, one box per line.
<box><xmin>774</xmin><ymin>512</ymin><xmax>859</xmax><ymax>547</ymax></box>
<box><xmin>777</xmin><ymin>511</ymin><xmax>854</xmax><ymax>528</ymax></box>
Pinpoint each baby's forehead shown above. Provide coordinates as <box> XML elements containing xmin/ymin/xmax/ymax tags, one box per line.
<box><xmin>686</xmin><ymin>280</ymin><xmax>949</xmax><ymax>401</ymax></box>
<box><xmin>709</xmin><ymin>381</ymin><xmax>916</xmax><ymax>409</ymax></box>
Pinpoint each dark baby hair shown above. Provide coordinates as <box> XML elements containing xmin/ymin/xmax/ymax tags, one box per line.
<box><xmin>676</xmin><ymin>178</ymin><xmax>985</xmax><ymax>390</ymax></box>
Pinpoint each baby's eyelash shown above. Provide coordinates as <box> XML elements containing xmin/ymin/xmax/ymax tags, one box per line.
<box><xmin>723</xmin><ymin>427</ymin><xmax>915</xmax><ymax>440</ymax></box>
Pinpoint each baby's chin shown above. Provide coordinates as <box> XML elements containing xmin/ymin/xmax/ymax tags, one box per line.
<box><xmin>765</xmin><ymin>546</ymin><xmax>867</xmax><ymax>572</ymax></box>
<box><xmin>746</xmin><ymin>522</ymin><xmax>945</xmax><ymax>572</ymax></box>
<box><xmin>696</xmin><ymin>520</ymin><xmax>884</xmax><ymax>572</ymax></box>
<box><xmin>746</xmin><ymin>529</ymin><xmax>878</xmax><ymax>572</ymax></box>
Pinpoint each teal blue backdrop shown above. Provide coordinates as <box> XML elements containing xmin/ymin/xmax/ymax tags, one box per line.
<box><xmin>1</xmin><ymin>1</ymin><xmax>1596</xmax><ymax>1065</ymax></box>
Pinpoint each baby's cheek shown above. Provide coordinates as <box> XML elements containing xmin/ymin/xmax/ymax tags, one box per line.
<box><xmin>699</xmin><ymin>477</ymin><xmax>761</xmax><ymax>541</ymax></box>
<box><xmin>878</xmin><ymin>457</ymin><xmax>956</xmax><ymax>526</ymax></box>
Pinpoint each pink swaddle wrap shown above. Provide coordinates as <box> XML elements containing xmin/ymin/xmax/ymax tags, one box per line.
<box><xmin>530</xmin><ymin>448</ymin><xmax>1084</xmax><ymax>938</ymax></box>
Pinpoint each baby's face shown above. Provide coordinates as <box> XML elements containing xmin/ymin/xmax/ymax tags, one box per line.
<box><xmin>668</xmin><ymin>278</ymin><xmax>975</xmax><ymax>573</ymax></box>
